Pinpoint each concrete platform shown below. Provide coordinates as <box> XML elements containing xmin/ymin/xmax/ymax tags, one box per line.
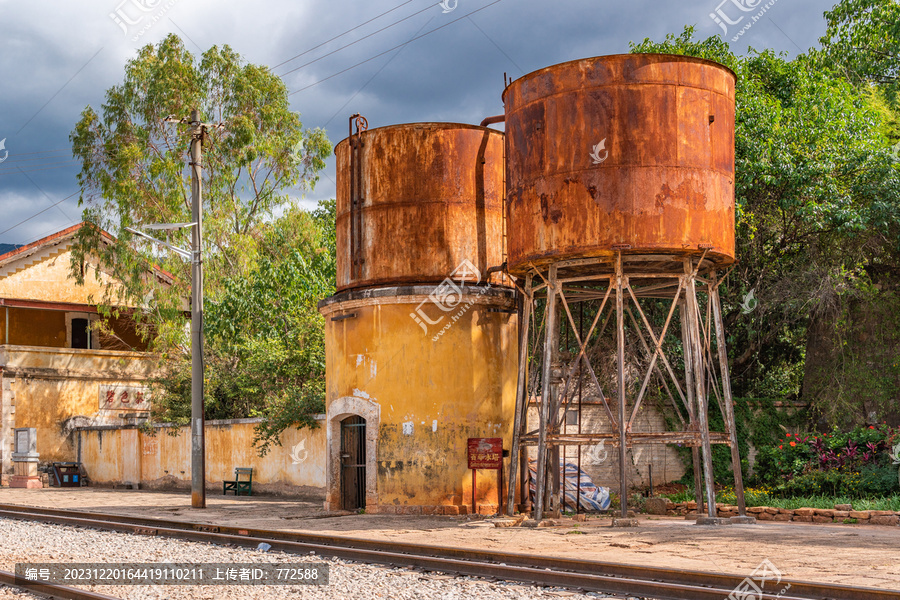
<box><xmin>0</xmin><ymin>487</ymin><xmax>898</xmax><ymax>591</ymax></box>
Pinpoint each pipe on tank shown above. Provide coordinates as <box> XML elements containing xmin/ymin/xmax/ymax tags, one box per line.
<box><xmin>486</xmin><ymin>262</ymin><xmax>507</xmax><ymax>277</ymax></box>
<box><xmin>480</xmin><ymin>115</ymin><xmax>505</xmax><ymax>127</ymax></box>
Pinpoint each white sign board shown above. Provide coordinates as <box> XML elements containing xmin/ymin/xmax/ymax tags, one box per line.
<box><xmin>99</xmin><ymin>385</ymin><xmax>150</xmax><ymax>411</ymax></box>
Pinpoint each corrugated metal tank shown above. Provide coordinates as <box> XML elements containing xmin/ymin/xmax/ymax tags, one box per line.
<box><xmin>503</xmin><ymin>53</ymin><xmax>736</xmax><ymax>275</ymax></box>
<box><xmin>334</xmin><ymin>123</ymin><xmax>507</xmax><ymax>291</ymax></box>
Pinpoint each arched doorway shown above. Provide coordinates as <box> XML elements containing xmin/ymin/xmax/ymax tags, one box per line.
<box><xmin>340</xmin><ymin>415</ymin><xmax>366</xmax><ymax>510</ymax></box>
<box><xmin>325</xmin><ymin>396</ymin><xmax>379</xmax><ymax>512</ymax></box>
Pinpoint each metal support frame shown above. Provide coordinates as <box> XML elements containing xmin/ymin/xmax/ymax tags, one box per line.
<box><xmin>510</xmin><ymin>254</ymin><xmax>746</xmax><ymax>521</ymax></box>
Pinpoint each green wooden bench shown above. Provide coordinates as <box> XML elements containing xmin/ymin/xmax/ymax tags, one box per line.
<box><xmin>223</xmin><ymin>467</ymin><xmax>253</xmax><ymax>496</ymax></box>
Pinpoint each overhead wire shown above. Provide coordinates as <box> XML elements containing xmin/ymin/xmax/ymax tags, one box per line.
<box><xmin>321</xmin><ymin>14</ymin><xmax>436</xmax><ymax>129</ymax></box>
<box><xmin>276</xmin><ymin>1</ymin><xmax>437</xmax><ymax>78</ymax></box>
<box><xmin>288</xmin><ymin>0</ymin><xmax>504</xmax><ymax>96</ymax></box>
<box><xmin>0</xmin><ymin>164</ymin><xmax>79</xmax><ymax>176</ymax></box>
<box><xmin>271</xmin><ymin>0</ymin><xmax>420</xmax><ymax>71</ymax></box>
<box><xmin>0</xmin><ymin>191</ymin><xmax>80</xmax><ymax>236</ymax></box>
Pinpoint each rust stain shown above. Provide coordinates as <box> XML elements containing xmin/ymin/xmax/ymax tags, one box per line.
<box><xmin>334</xmin><ymin>123</ymin><xmax>507</xmax><ymax>291</ymax></box>
<box><xmin>503</xmin><ymin>54</ymin><xmax>737</xmax><ymax>274</ymax></box>
<box><xmin>654</xmin><ymin>181</ymin><xmax>705</xmax><ymax>212</ymax></box>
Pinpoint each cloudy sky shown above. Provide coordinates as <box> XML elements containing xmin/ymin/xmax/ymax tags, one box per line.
<box><xmin>0</xmin><ymin>0</ymin><xmax>829</xmax><ymax>245</ymax></box>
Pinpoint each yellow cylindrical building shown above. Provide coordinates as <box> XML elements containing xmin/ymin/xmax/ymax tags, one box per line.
<box><xmin>319</xmin><ymin>122</ymin><xmax>517</xmax><ymax>514</ymax></box>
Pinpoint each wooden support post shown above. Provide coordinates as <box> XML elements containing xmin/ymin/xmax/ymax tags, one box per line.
<box><xmin>616</xmin><ymin>255</ymin><xmax>628</xmax><ymax>519</ymax></box>
<box><xmin>680</xmin><ymin>299</ymin><xmax>704</xmax><ymax>515</ymax></box>
<box><xmin>507</xmin><ymin>275</ymin><xmax>533</xmax><ymax>515</ymax></box>
<box><xmin>534</xmin><ymin>265</ymin><xmax>558</xmax><ymax>522</ymax></box>
<box><xmin>710</xmin><ymin>273</ymin><xmax>748</xmax><ymax>516</ymax></box>
<box><xmin>685</xmin><ymin>261</ymin><xmax>717</xmax><ymax>518</ymax></box>
<box><xmin>472</xmin><ymin>469</ymin><xmax>477</xmax><ymax>515</ymax></box>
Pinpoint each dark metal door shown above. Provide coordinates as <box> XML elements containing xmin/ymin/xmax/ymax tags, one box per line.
<box><xmin>340</xmin><ymin>415</ymin><xmax>366</xmax><ymax>510</ymax></box>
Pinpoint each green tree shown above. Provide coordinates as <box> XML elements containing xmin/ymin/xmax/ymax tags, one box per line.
<box><xmin>630</xmin><ymin>27</ymin><xmax>900</xmax><ymax>405</ymax></box>
<box><xmin>151</xmin><ymin>201</ymin><xmax>336</xmax><ymax>453</ymax></box>
<box><xmin>819</xmin><ymin>0</ymin><xmax>900</xmax><ymax>105</ymax></box>
<box><xmin>69</xmin><ymin>34</ymin><xmax>334</xmax><ymax>445</ymax></box>
<box><xmin>69</xmin><ymin>33</ymin><xmax>330</xmax><ymax>332</ymax></box>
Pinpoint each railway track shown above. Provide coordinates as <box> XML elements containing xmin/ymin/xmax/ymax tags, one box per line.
<box><xmin>0</xmin><ymin>503</ymin><xmax>894</xmax><ymax>600</ymax></box>
<box><xmin>0</xmin><ymin>569</ymin><xmax>121</xmax><ymax>600</ymax></box>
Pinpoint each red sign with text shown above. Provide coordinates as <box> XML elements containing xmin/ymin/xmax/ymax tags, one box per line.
<box><xmin>467</xmin><ymin>438</ymin><xmax>503</xmax><ymax>470</ymax></box>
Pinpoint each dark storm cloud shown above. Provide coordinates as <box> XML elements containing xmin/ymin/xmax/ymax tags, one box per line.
<box><xmin>0</xmin><ymin>0</ymin><xmax>832</xmax><ymax>243</ymax></box>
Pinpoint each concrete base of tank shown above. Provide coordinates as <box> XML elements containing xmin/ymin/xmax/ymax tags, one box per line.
<box><xmin>319</xmin><ymin>285</ymin><xmax>518</xmax><ymax>513</ymax></box>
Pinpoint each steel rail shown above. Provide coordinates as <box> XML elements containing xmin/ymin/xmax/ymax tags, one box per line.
<box><xmin>0</xmin><ymin>569</ymin><xmax>122</xmax><ymax>600</ymax></box>
<box><xmin>0</xmin><ymin>504</ymin><xmax>894</xmax><ymax>600</ymax></box>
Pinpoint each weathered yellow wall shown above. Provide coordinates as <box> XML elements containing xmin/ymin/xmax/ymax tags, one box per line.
<box><xmin>323</xmin><ymin>294</ymin><xmax>517</xmax><ymax>511</ymax></box>
<box><xmin>0</xmin><ymin>247</ymin><xmax>123</xmax><ymax>305</ymax></box>
<box><xmin>4</xmin><ymin>346</ymin><xmax>156</xmax><ymax>465</ymax></box>
<box><xmin>79</xmin><ymin>419</ymin><xmax>327</xmax><ymax>491</ymax></box>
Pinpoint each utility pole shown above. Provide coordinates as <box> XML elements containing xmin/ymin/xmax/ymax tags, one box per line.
<box><xmin>188</xmin><ymin>108</ymin><xmax>206</xmax><ymax>509</ymax></box>
<box><xmin>128</xmin><ymin>108</ymin><xmax>217</xmax><ymax>509</ymax></box>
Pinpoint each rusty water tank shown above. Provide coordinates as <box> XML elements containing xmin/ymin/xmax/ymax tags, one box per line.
<box><xmin>334</xmin><ymin>123</ymin><xmax>506</xmax><ymax>291</ymax></box>
<box><xmin>503</xmin><ymin>54</ymin><xmax>736</xmax><ymax>275</ymax></box>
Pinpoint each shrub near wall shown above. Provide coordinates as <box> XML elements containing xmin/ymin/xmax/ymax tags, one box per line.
<box><xmin>753</xmin><ymin>424</ymin><xmax>900</xmax><ymax>498</ymax></box>
<box><xmin>672</xmin><ymin>398</ymin><xmax>806</xmax><ymax>486</ymax></box>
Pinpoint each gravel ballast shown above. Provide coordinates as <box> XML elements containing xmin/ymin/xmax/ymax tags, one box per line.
<box><xmin>0</xmin><ymin>518</ymin><xmax>604</xmax><ymax>599</ymax></box>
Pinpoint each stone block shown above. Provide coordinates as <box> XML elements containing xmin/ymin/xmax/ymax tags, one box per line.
<box><xmin>869</xmin><ymin>510</ymin><xmax>895</xmax><ymax>517</ymax></box>
<box><xmin>764</xmin><ymin>507</ymin><xmax>779</xmax><ymax>514</ymax></box>
<box><xmin>492</xmin><ymin>519</ymin><xmax>518</xmax><ymax>528</ymax></box>
<box><xmin>572</xmin><ymin>514</ymin><xmax>587</xmax><ymax>522</ymax></box>
<box><xmin>834</xmin><ymin>504</ymin><xmax>852</xmax><ymax>511</ymax></box>
<box><xmin>814</xmin><ymin>509</ymin><xmax>834</xmax><ymax>517</ymax></box>
<box><xmin>9</xmin><ymin>475</ymin><xmax>42</xmax><ymax>489</ymax></box>
<box><xmin>612</xmin><ymin>518</ymin><xmax>639</xmax><ymax>527</ymax></box>
<box><xmin>747</xmin><ymin>506</ymin><xmax>766</xmax><ymax>514</ymax></box>
<box><xmin>794</xmin><ymin>508</ymin><xmax>814</xmax><ymax>517</ymax></box>
<box><xmin>773</xmin><ymin>513</ymin><xmax>792</xmax><ymax>521</ymax></box>
<box><xmin>870</xmin><ymin>515</ymin><xmax>899</xmax><ymax>526</ymax></box>
<box><xmin>812</xmin><ymin>516</ymin><xmax>833</xmax><ymax>523</ymax></box>
<box><xmin>537</xmin><ymin>519</ymin><xmax>559</xmax><ymax>528</ymax></box>
<box><xmin>644</xmin><ymin>498</ymin><xmax>668</xmax><ymax>515</ymax></box>
<box><xmin>794</xmin><ymin>515</ymin><xmax>813</xmax><ymax>522</ymax></box>
<box><xmin>730</xmin><ymin>516</ymin><xmax>757</xmax><ymax>525</ymax></box>
<box><xmin>833</xmin><ymin>510</ymin><xmax>849</xmax><ymax>518</ymax></box>
<box><xmin>421</xmin><ymin>505</ymin><xmax>438</xmax><ymax>516</ymax></box>
<box><xmin>757</xmin><ymin>511</ymin><xmax>774</xmax><ymax>521</ymax></box>
<box><xmin>778</xmin><ymin>508</ymin><xmax>794</xmax><ymax>514</ymax></box>
<box><xmin>848</xmin><ymin>510</ymin><xmax>870</xmax><ymax>519</ymax></box>
<box><xmin>696</xmin><ymin>517</ymin><xmax>730</xmax><ymax>526</ymax></box>
<box><xmin>441</xmin><ymin>505</ymin><xmax>460</xmax><ymax>516</ymax></box>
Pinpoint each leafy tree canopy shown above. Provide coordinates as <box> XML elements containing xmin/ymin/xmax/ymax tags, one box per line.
<box><xmin>69</xmin><ymin>34</ymin><xmax>334</xmax><ymax>449</ymax></box>
<box><xmin>630</xmin><ymin>20</ymin><xmax>900</xmax><ymax>410</ymax></box>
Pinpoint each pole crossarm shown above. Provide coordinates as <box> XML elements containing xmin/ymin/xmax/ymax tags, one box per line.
<box><xmin>124</xmin><ymin>227</ymin><xmax>192</xmax><ymax>260</ymax></box>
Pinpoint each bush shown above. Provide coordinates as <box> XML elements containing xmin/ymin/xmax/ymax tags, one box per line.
<box><xmin>752</xmin><ymin>424</ymin><xmax>900</xmax><ymax>498</ymax></box>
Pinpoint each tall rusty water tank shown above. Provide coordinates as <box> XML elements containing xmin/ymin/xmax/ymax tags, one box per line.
<box><xmin>320</xmin><ymin>121</ymin><xmax>517</xmax><ymax>515</ymax></box>
<box><xmin>333</xmin><ymin>122</ymin><xmax>507</xmax><ymax>291</ymax></box>
<box><xmin>503</xmin><ymin>53</ymin><xmax>736</xmax><ymax>275</ymax></box>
